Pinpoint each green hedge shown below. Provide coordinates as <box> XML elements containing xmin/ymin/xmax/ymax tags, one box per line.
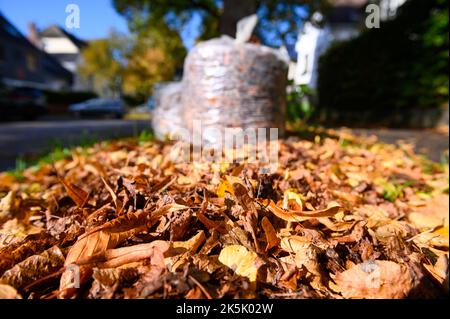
<box><xmin>317</xmin><ymin>0</ymin><xmax>448</xmax><ymax>124</ymax></box>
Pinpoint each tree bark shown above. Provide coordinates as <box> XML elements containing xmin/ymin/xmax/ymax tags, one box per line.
<box><xmin>219</xmin><ymin>0</ymin><xmax>258</xmax><ymax>37</ymax></box>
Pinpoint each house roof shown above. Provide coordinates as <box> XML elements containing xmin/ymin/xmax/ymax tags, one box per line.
<box><xmin>0</xmin><ymin>12</ymin><xmax>73</xmax><ymax>84</ymax></box>
<box><xmin>0</xmin><ymin>12</ymin><xmax>33</xmax><ymax>48</ymax></box>
<box><xmin>39</xmin><ymin>25</ymin><xmax>87</xmax><ymax>48</ymax></box>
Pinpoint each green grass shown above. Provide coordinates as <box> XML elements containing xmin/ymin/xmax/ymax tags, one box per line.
<box><xmin>417</xmin><ymin>152</ymin><xmax>448</xmax><ymax>175</ymax></box>
<box><xmin>8</xmin><ymin>158</ymin><xmax>28</xmax><ymax>181</ymax></box>
<box><xmin>137</xmin><ymin>129</ymin><xmax>154</xmax><ymax>144</ymax></box>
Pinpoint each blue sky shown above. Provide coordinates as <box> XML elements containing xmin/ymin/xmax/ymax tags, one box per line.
<box><xmin>0</xmin><ymin>0</ymin><xmax>202</xmax><ymax>48</ymax></box>
<box><xmin>0</xmin><ymin>0</ymin><xmax>129</xmax><ymax>40</ymax></box>
<box><xmin>0</xmin><ymin>0</ymin><xmax>305</xmax><ymax>50</ymax></box>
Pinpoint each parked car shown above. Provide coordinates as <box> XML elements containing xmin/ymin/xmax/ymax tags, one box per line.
<box><xmin>0</xmin><ymin>85</ymin><xmax>48</xmax><ymax>120</ymax></box>
<box><xmin>133</xmin><ymin>96</ymin><xmax>156</xmax><ymax>113</ymax></box>
<box><xmin>68</xmin><ymin>98</ymin><xmax>126</xmax><ymax>119</ymax></box>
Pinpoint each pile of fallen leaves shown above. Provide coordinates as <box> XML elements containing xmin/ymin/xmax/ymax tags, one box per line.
<box><xmin>0</xmin><ymin>131</ymin><xmax>448</xmax><ymax>299</ymax></box>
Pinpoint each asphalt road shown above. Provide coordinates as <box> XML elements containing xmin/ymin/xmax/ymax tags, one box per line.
<box><xmin>0</xmin><ymin>119</ymin><xmax>447</xmax><ymax>172</ymax></box>
<box><xmin>0</xmin><ymin>119</ymin><xmax>151</xmax><ymax>171</ymax></box>
<box><xmin>350</xmin><ymin>128</ymin><xmax>449</xmax><ymax>163</ymax></box>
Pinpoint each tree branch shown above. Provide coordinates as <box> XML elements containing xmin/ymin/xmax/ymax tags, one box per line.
<box><xmin>189</xmin><ymin>0</ymin><xmax>220</xmax><ymax>17</ymax></box>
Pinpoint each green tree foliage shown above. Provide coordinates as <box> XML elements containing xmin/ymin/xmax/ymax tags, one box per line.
<box><xmin>124</xmin><ymin>21</ymin><xmax>186</xmax><ymax>99</ymax></box>
<box><xmin>112</xmin><ymin>0</ymin><xmax>327</xmax><ymax>48</ymax></box>
<box><xmin>78</xmin><ymin>30</ymin><xmax>131</xmax><ymax>97</ymax></box>
<box><xmin>78</xmin><ymin>27</ymin><xmax>186</xmax><ymax>100</ymax></box>
<box><xmin>317</xmin><ymin>0</ymin><xmax>448</xmax><ymax>118</ymax></box>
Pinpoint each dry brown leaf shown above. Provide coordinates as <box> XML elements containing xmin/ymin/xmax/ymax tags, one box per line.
<box><xmin>408</xmin><ymin>212</ymin><xmax>444</xmax><ymax>229</ymax></box>
<box><xmin>259</xmin><ymin>199</ymin><xmax>340</xmax><ymax>222</ymax></box>
<box><xmin>0</xmin><ymin>284</ymin><xmax>22</xmax><ymax>299</ymax></box>
<box><xmin>171</xmin><ymin>230</ymin><xmax>206</xmax><ymax>254</ymax></box>
<box><xmin>89</xmin><ymin>267</ymin><xmax>138</xmax><ymax>299</ymax></box>
<box><xmin>0</xmin><ymin>191</ymin><xmax>16</xmax><ymax>220</ymax></box>
<box><xmin>60</xmin><ymin>178</ymin><xmax>89</xmax><ymax>208</ymax></box>
<box><xmin>101</xmin><ymin>176</ymin><xmax>123</xmax><ymax>214</ymax></box>
<box><xmin>0</xmin><ymin>130</ymin><xmax>447</xmax><ymax>299</ymax></box>
<box><xmin>97</xmin><ymin>240</ymin><xmax>169</xmax><ymax>268</ymax></box>
<box><xmin>0</xmin><ymin>219</ymin><xmax>43</xmax><ymax>249</ymax></box>
<box><xmin>165</xmin><ymin>231</ymin><xmax>206</xmax><ymax>271</ymax></box>
<box><xmin>232</xmin><ymin>183</ymin><xmax>257</xmax><ymax>214</ymax></box>
<box><xmin>223</xmin><ymin>216</ymin><xmax>254</xmax><ymax>251</ymax></box>
<box><xmin>0</xmin><ymin>245</ymin><xmax>64</xmax><ymax>289</ymax></box>
<box><xmin>423</xmin><ymin>253</ymin><xmax>449</xmax><ymax>292</ymax></box>
<box><xmin>413</xmin><ymin>226</ymin><xmax>449</xmax><ymax>248</ymax></box>
<box><xmin>332</xmin><ymin>260</ymin><xmax>414</xmax><ymax>298</ymax></box>
<box><xmin>233</xmin><ymin>183</ymin><xmax>261</xmax><ymax>252</ymax></box>
<box><xmin>58</xmin><ymin>208</ymin><xmax>164</xmax><ymax>297</ymax></box>
<box><xmin>332</xmin><ymin>221</ymin><xmax>366</xmax><ymax>244</ymax></box>
<box><xmin>261</xmin><ymin>217</ymin><xmax>280</xmax><ymax>251</ymax></box>
<box><xmin>280</xmin><ymin>236</ymin><xmax>320</xmax><ymax>276</ymax></box>
<box><xmin>196</xmin><ymin>210</ymin><xmax>227</xmax><ymax>234</ymax></box>
<box><xmin>411</xmin><ymin>194</ymin><xmax>449</xmax><ymax>227</ymax></box>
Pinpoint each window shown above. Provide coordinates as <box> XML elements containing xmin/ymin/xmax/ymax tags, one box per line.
<box><xmin>301</xmin><ymin>55</ymin><xmax>309</xmax><ymax>76</ymax></box>
<box><xmin>26</xmin><ymin>53</ymin><xmax>37</xmax><ymax>71</ymax></box>
<box><xmin>0</xmin><ymin>45</ymin><xmax>5</xmax><ymax>63</ymax></box>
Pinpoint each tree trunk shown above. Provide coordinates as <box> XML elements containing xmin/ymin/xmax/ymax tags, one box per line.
<box><xmin>219</xmin><ymin>0</ymin><xmax>258</xmax><ymax>37</ymax></box>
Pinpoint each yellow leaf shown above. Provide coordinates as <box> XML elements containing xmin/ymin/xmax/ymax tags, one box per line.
<box><xmin>176</xmin><ymin>175</ymin><xmax>192</xmax><ymax>185</ymax></box>
<box><xmin>414</xmin><ymin>226</ymin><xmax>449</xmax><ymax>248</ymax></box>
<box><xmin>408</xmin><ymin>212</ymin><xmax>444</xmax><ymax>229</ymax></box>
<box><xmin>216</xmin><ymin>179</ymin><xmax>233</xmax><ymax>198</ymax></box>
<box><xmin>216</xmin><ymin>176</ymin><xmax>243</xmax><ymax>198</ymax></box>
<box><xmin>0</xmin><ymin>191</ymin><xmax>16</xmax><ymax>219</ymax></box>
<box><xmin>218</xmin><ymin>245</ymin><xmax>259</xmax><ymax>282</ymax></box>
<box><xmin>283</xmin><ymin>189</ymin><xmax>303</xmax><ymax>211</ymax></box>
<box><xmin>211</xmin><ymin>162</ymin><xmax>230</xmax><ymax>174</ymax></box>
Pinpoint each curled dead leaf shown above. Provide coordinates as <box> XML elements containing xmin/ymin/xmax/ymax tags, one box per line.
<box><xmin>60</xmin><ymin>179</ymin><xmax>89</xmax><ymax>208</ymax></box>
<box><xmin>96</xmin><ymin>240</ymin><xmax>169</xmax><ymax>269</ymax></box>
<box><xmin>101</xmin><ymin>176</ymin><xmax>123</xmax><ymax>214</ymax></box>
<box><xmin>165</xmin><ymin>231</ymin><xmax>206</xmax><ymax>271</ymax></box>
<box><xmin>58</xmin><ymin>208</ymin><xmax>170</xmax><ymax>297</ymax></box>
<box><xmin>258</xmin><ymin>199</ymin><xmax>340</xmax><ymax>222</ymax></box>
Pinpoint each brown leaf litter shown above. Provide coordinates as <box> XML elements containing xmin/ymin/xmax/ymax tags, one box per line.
<box><xmin>0</xmin><ymin>132</ymin><xmax>448</xmax><ymax>299</ymax></box>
